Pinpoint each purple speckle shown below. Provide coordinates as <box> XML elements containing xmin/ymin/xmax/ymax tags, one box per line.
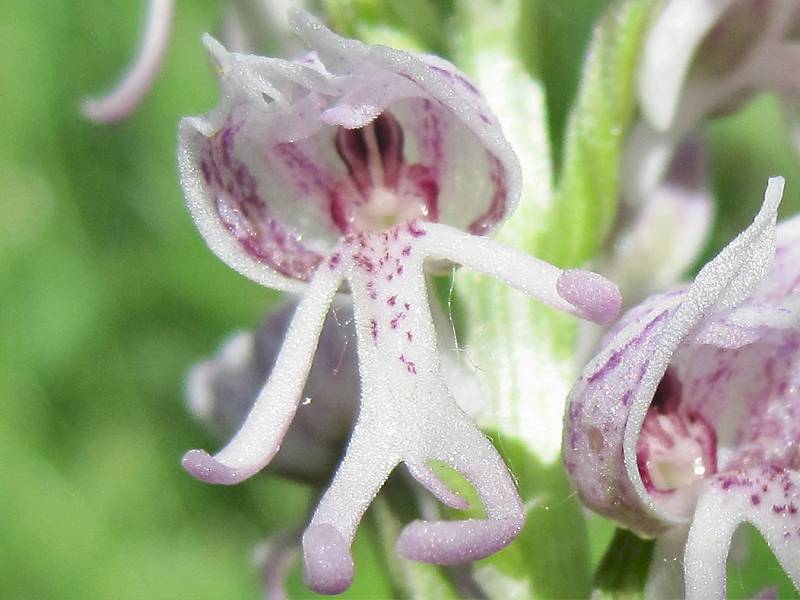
<box><xmin>751</xmin><ymin>494</ymin><xmax>761</xmax><ymax>506</ymax></box>
<box><xmin>370</xmin><ymin>319</ymin><xmax>378</xmax><ymax>342</ymax></box>
<box><xmin>387</xmin><ymin>295</ymin><xmax>397</xmax><ymax>306</ymax></box>
<box><xmin>407</xmin><ymin>221</ymin><xmax>427</xmax><ymax>238</ymax></box>
<box><xmin>399</xmin><ymin>354</ymin><xmax>417</xmax><ymax>374</ymax></box>
<box><xmin>352</xmin><ymin>253</ymin><xmax>374</xmax><ymax>272</ymax></box>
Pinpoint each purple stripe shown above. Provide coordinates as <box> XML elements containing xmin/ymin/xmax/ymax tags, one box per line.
<box><xmin>200</xmin><ymin>122</ymin><xmax>323</xmax><ymax>281</ymax></box>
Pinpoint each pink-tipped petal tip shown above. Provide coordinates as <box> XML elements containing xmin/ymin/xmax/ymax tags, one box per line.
<box><xmin>181</xmin><ymin>449</ymin><xmax>246</xmax><ymax>485</ymax></box>
<box><xmin>395</xmin><ymin>517</ymin><xmax>523</xmax><ymax>565</ymax></box>
<box><xmin>302</xmin><ymin>524</ymin><xmax>354</xmax><ymax>595</ymax></box>
<box><xmin>557</xmin><ymin>269</ymin><xmax>622</xmax><ymax>325</ymax></box>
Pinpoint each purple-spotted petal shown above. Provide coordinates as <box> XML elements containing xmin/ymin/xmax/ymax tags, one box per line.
<box><xmin>684</xmin><ymin>469</ymin><xmax>800</xmax><ymax>599</ymax></box>
<box><xmin>564</xmin><ymin>178</ymin><xmax>784</xmax><ymax>534</ymax></box>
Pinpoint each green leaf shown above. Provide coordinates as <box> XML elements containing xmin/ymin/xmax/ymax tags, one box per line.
<box><xmin>448</xmin><ymin>3</ymin><xmax>591</xmax><ymax>597</ymax></box>
<box><xmin>370</xmin><ymin>496</ymin><xmax>459</xmax><ymax>599</ymax></box>
<box><xmin>542</xmin><ymin>0</ymin><xmax>658</xmax><ymax>268</ymax></box>
<box><xmin>591</xmin><ymin>528</ymin><xmax>655</xmax><ymax>600</ymax></box>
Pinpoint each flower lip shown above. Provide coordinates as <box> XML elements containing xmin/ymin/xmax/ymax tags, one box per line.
<box><xmin>178</xmin><ymin>10</ymin><xmax>521</xmax><ymax>291</ymax></box>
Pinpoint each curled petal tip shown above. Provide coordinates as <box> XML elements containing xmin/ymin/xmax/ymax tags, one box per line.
<box><xmin>81</xmin><ymin>0</ymin><xmax>174</xmax><ymax>124</ymax></box>
<box><xmin>557</xmin><ymin>269</ymin><xmax>622</xmax><ymax>325</ymax></box>
<box><xmin>181</xmin><ymin>449</ymin><xmax>247</xmax><ymax>485</ymax></box>
<box><xmin>395</xmin><ymin>516</ymin><xmax>523</xmax><ymax>565</ymax></box>
<box><xmin>302</xmin><ymin>525</ymin><xmax>354</xmax><ymax>595</ymax></box>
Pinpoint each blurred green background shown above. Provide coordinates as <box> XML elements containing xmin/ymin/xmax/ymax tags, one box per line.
<box><xmin>1</xmin><ymin>1</ymin><xmax>799</xmax><ymax>599</ymax></box>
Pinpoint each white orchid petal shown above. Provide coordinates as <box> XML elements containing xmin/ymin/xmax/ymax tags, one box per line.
<box><xmin>179</xmin><ymin>10</ymin><xmax>632</xmax><ymax>594</ymax></box>
<box><xmin>182</xmin><ymin>262</ymin><xmax>341</xmax><ymax>484</ymax></box>
<box><xmin>288</xmin><ymin>9</ymin><xmax>521</xmax><ymax>235</ymax></box>
<box><xmin>684</xmin><ymin>469</ymin><xmax>800</xmax><ymax>599</ymax></box>
<box><xmin>406</xmin><ymin>461</ymin><xmax>470</xmax><ymax>510</ymax></box>
<box><xmin>186</xmin><ymin>301</ymin><xmax>359</xmax><ymax>484</ymax></box>
<box><xmin>419</xmin><ymin>222</ymin><xmax>621</xmax><ymax>324</ymax></box>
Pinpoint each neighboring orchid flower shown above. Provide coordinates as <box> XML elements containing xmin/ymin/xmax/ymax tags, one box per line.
<box><xmin>564</xmin><ymin>177</ymin><xmax>800</xmax><ymax>598</ymax></box>
<box><xmin>178</xmin><ymin>9</ymin><xmax>621</xmax><ymax>595</ymax></box>
<box><xmin>625</xmin><ymin>0</ymin><xmax>800</xmax><ymax>202</ymax></box>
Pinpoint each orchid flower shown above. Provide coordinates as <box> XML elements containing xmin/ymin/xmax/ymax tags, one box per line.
<box><xmin>564</xmin><ymin>177</ymin><xmax>800</xmax><ymax>598</ymax></box>
<box><xmin>177</xmin><ymin>9</ymin><xmax>621</xmax><ymax>595</ymax></box>
<box><xmin>625</xmin><ymin>0</ymin><xmax>800</xmax><ymax>203</ymax></box>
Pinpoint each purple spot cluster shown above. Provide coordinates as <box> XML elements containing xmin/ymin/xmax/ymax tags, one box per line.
<box><xmin>343</xmin><ymin>224</ymin><xmax>424</xmax><ymax>372</ymax></box>
<box><xmin>199</xmin><ymin>121</ymin><xmax>322</xmax><ymax>280</ymax></box>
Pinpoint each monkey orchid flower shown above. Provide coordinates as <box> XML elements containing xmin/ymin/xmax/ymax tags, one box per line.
<box><xmin>178</xmin><ymin>10</ymin><xmax>621</xmax><ymax>595</ymax></box>
<box><xmin>564</xmin><ymin>177</ymin><xmax>800</xmax><ymax>599</ymax></box>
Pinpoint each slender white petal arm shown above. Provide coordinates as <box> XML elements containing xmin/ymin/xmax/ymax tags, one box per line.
<box><xmin>684</xmin><ymin>470</ymin><xmax>800</xmax><ymax>599</ymax></box>
<box><xmin>82</xmin><ymin>0</ymin><xmax>175</xmax><ymax>123</ymax></box>
<box><xmin>182</xmin><ymin>263</ymin><xmax>342</xmax><ymax>484</ymax></box>
<box><xmin>419</xmin><ymin>221</ymin><xmax>621</xmax><ymax>324</ymax></box>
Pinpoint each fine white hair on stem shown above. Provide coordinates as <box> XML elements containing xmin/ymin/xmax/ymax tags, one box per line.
<box><xmin>81</xmin><ymin>0</ymin><xmax>175</xmax><ymax>123</ymax></box>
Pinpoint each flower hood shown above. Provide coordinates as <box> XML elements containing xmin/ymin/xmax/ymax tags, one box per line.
<box><xmin>178</xmin><ymin>9</ymin><xmax>522</xmax><ymax>293</ymax></box>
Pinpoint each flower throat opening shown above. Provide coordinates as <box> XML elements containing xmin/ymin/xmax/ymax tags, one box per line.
<box><xmin>331</xmin><ymin>111</ymin><xmax>439</xmax><ymax>234</ymax></box>
<box><xmin>637</xmin><ymin>370</ymin><xmax>718</xmax><ymax>494</ymax></box>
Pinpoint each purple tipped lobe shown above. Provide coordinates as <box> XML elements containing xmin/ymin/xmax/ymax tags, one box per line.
<box><xmin>557</xmin><ymin>269</ymin><xmax>622</xmax><ymax>325</ymax></box>
<box><xmin>396</xmin><ymin>516</ymin><xmax>523</xmax><ymax>565</ymax></box>
<box><xmin>181</xmin><ymin>449</ymin><xmax>246</xmax><ymax>485</ymax></box>
<box><xmin>302</xmin><ymin>524</ymin><xmax>354</xmax><ymax>595</ymax></box>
